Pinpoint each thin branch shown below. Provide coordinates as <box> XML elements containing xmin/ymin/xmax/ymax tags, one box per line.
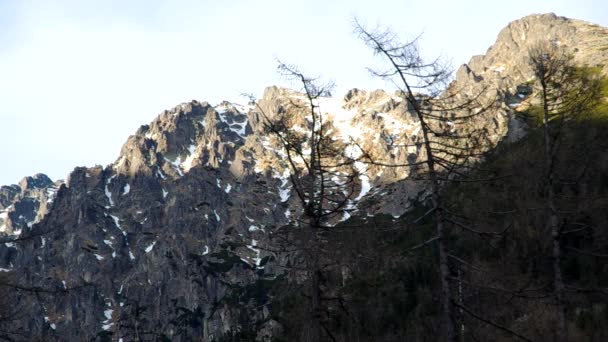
<box><xmin>453</xmin><ymin>302</ymin><xmax>535</xmax><ymax>342</ymax></box>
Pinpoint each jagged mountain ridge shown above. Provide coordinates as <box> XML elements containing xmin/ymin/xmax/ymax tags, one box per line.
<box><xmin>0</xmin><ymin>87</ymin><xmax>441</xmax><ymax>341</ymax></box>
<box><xmin>1</xmin><ymin>13</ymin><xmax>607</xmax><ymax>341</ymax></box>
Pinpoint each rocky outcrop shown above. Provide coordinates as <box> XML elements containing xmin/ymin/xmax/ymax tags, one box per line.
<box><xmin>1</xmin><ymin>13</ymin><xmax>607</xmax><ymax>341</ymax></box>
<box><xmin>0</xmin><ymin>173</ymin><xmax>62</xmax><ymax>236</ymax></box>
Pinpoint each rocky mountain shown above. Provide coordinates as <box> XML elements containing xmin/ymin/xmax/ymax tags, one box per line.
<box><xmin>1</xmin><ymin>13</ymin><xmax>607</xmax><ymax>341</ymax></box>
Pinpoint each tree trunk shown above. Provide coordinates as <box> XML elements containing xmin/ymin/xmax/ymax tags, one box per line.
<box><xmin>436</xmin><ymin>208</ymin><xmax>457</xmax><ymax>342</ymax></box>
<box><xmin>310</xmin><ymin>268</ymin><xmax>322</xmax><ymax>342</ymax></box>
<box><xmin>541</xmin><ymin>77</ymin><xmax>568</xmax><ymax>342</ymax></box>
<box><xmin>414</xmin><ymin>99</ymin><xmax>457</xmax><ymax>342</ymax></box>
<box><xmin>306</xmin><ymin>215</ymin><xmax>322</xmax><ymax>342</ymax></box>
<box><xmin>551</xmin><ymin>213</ymin><xmax>567</xmax><ymax>342</ymax></box>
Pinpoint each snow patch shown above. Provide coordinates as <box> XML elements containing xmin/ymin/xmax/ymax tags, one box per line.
<box><xmin>317</xmin><ymin>96</ymin><xmax>359</xmax><ymax>143</ymax></box>
<box><xmin>182</xmin><ymin>144</ymin><xmax>198</xmax><ymax>171</ymax></box>
<box><xmin>145</xmin><ymin>241</ymin><xmax>157</xmax><ymax>253</ymax></box>
<box><xmin>246</xmin><ymin>239</ymin><xmax>263</xmax><ymax>268</ymax></box>
<box><xmin>248</xmin><ymin>225</ymin><xmax>265</xmax><ymax>233</ymax></box>
<box><xmin>492</xmin><ymin>64</ymin><xmax>506</xmax><ymax>73</ymax></box>
<box><xmin>165</xmin><ymin>156</ymin><xmax>184</xmax><ymax>177</ymax></box>
<box><xmin>354</xmin><ymin>163</ymin><xmax>371</xmax><ymax>202</ymax></box>
<box><xmin>104</xmin><ymin>175</ymin><xmax>116</xmax><ymax>208</ymax></box>
<box><xmin>109</xmin><ymin>215</ymin><xmax>127</xmax><ymax>236</ymax></box>
<box><xmin>216</xmin><ymin>105</ymin><xmax>250</xmax><ymax>138</ymax></box>
<box><xmin>102</xmin><ymin>307</ymin><xmax>114</xmax><ymax>330</ymax></box>
<box><xmin>274</xmin><ymin>169</ymin><xmax>291</xmax><ymax>202</ymax></box>
<box><xmin>122</xmin><ymin>184</ymin><xmax>130</xmax><ymax>195</ymax></box>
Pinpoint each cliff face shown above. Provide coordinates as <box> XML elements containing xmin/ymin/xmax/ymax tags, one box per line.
<box><xmin>0</xmin><ymin>174</ymin><xmax>62</xmax><ymax>236</ymax></box>
<box><xmin>1</xmin><ymin>13</ymin><xmax>606</xmax><ymax>341</ymax></box>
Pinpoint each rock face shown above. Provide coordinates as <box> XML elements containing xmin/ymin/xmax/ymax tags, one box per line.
<box><xmin>1</xmin><ymin>13</ymin><xmax>607</xmax><ymax>341</ymax></box>
<box><xmin>0</xmin><ymin>173</ymin><xmax>62</xmax><ymax>236</ymax></box>
<box><xmin>453</xmin><ymin>13</ymin><xmax>608</xmax><ymax>141</ymax></box>
<box><xmin>457</xmin><ymin>13</ymin><xmax>608</xmax><ymax>89</ymax></box>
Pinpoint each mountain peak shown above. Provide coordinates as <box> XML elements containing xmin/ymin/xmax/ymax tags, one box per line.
<box><xmin>18</xmin><ymin>173</ymin><xmax>53</xmax><ymax>191</ymax></box>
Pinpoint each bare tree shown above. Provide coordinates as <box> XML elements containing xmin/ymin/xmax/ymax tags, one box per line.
<box><xmin>354</xmin><ymin>20</ymin><xmax>500</xmax><ymax>342</ymax></box>
<box><xmin>248</xmin><ymin>61</ymin><xmax>361</xmax><ymax>341</ymax></box>
<box><xmin>528</xmin><ymin>41</ymin><xmax>604</xmax><ymax>342</ymax></box>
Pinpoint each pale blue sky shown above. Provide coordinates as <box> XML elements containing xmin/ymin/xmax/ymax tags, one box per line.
<box><xmin>1</xmin><ymin>0</ymin><xmax>606</xmax><ymax>185</ymax></box>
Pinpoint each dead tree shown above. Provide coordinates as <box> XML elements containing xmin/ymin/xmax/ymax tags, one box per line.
<box><xmin>248</xmin><ymin>61</ymin><xmax>360</xmax><ymax>341</ymax></box>
<box><xmin>528</xmin><ymin>41</ymin><xmax>604</xmax><ymax>342</ymax></box>
<box><xmin>354</xmin><ymin>20</ymin><xmax>500</xmax><ymax>342</ymax></box>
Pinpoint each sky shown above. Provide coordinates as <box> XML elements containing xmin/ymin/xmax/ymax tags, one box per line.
<box><xmin>1</xmin><ymin>0</ymin><xmax>606</xmax><ymax>185</ymax></box>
